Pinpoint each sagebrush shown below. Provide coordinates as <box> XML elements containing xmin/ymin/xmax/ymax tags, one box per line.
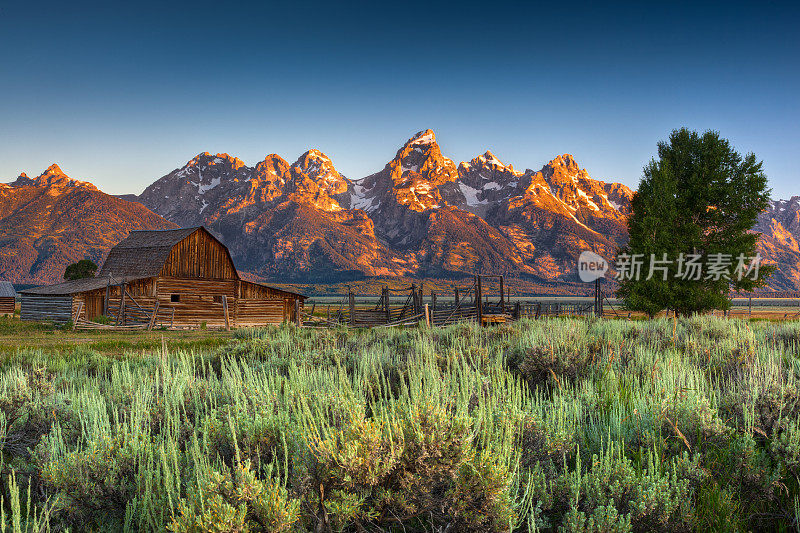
<box><xmin>0</xmin><ymin>317</ymin><xmax>798</xmax><ymax>531</ymax></box>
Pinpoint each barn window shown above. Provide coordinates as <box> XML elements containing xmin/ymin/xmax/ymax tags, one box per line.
<box><xmin>171</xmin><ymin>294</ymin><xmax>180</xmax><ymax>303</ymax></box>
<box><xmin>213</xmin><ymin>295</ymin><xmax>222</xmax><ymax>304</ymax></box>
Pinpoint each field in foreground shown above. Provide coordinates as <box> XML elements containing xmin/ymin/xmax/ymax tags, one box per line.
<box><xmin>0</xmin><ymin>318</ymin><xmax>799</xmax><ymax>531</ymax></box>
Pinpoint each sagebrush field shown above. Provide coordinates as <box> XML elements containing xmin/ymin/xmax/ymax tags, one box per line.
<box><xmin>0</xmin><ymin>317</ymin><xmax>798</xmax><ymax>532</ymax></box>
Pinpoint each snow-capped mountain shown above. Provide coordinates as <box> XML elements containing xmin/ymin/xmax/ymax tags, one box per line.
<box><xmin>448</xmin><ymin>151</ymin><xmax>524</xmax><ymax>216</ymax></box>
<box><xmin>133</xmin><ymin>129</ymin><xmax>635</xmax><ymax>283</ymax></box>
<box><xmin>4</xmin><ymin>130</ymin><xmax>798</xmax><ymax>290</ymax></box>
<box><xmin>754</xmin><ymin>197</ymin><xmax>800</xmax><ymax>290</ymax></box>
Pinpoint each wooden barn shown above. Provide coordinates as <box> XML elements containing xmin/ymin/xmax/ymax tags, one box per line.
<box><xmin>0</xmin><ymin>281</ymin><xmax>16</xmax><ymax>316</ymax></box>
<box><xmin>20</xmin><ymin>227</ymin><xmax>305</xmax><ymax>328</ymax></box>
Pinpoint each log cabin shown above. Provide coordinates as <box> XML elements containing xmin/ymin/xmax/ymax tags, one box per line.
<box><xmin>0</xmin><ymin>281</ymin><xmax>16</xmax><ymax>316</ymax></box>
<box><xmin>20</xmin><ymin>227</ymin><xmax>305</xmax><ymax>328</ymax></box>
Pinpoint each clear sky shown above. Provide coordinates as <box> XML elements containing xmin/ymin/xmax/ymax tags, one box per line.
<box><xmin>1</xmin><ymin>1</ymin><xmax>797</xmax><ymax>198</ymax></box>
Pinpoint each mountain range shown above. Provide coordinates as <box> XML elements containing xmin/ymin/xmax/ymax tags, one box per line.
<box><xmin>2</xmin><ymin>130</ymin><xmax>798</xmax><ymax>291</ymax></box>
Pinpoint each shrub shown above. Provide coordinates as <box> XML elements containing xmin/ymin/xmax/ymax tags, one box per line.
<box><xmin>169</xmin><ymin>461</ymin><xmax>299</xmax><ymax>533</ymax></box>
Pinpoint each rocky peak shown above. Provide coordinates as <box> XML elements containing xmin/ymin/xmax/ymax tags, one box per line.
<box><xmin>383</xmin><ymin>130</ymin><xmax>459</xmax><ymax>211</ymax></box>
<box><xmin>21</xmin><ymin>164</ymin><xmax>100</xmax><ymax>191</ymax></box>
<box><xmin>184</xmin><ymin>152</ymin><xmax>247</xmax><ymax>172</ymax></box>
<box><xmin>291</xmin><ymin>150</ymin><xmax>346</xmax><ymax>188</ymax></box>
<box><xmin>176</xmin><ymin>152</ymin><xmax>252</xmax><ymax>195</ymax></box>
<box><xmin>288</xmin><ymin>149</ymin><xmax>351</xmax><ymax>212</ymax></box>
<box><xmin>548</xmin><ymin>153</ymin><xmax>580</xmax><ymax>172</ymax></box>
<box><xmin>10</xmin><ymin>172</ymin><xmax>33</xmax><ymax>187</ymax></box>
<box><xmin>525</xmin><ymin>155</ymin><xmax>629</xmax><ymax>219</ymax></box>
<box><xmin>408</xmin><ymin>129</ymin><xmax>436</xmax><ymax>146</ymax></box>
<box><xmin>467</xmin><ymin>150</ymin><xmax>517</xmax><ymax>172</ymax></box>
<box><xmin>447</xmin><ymin>150</ymin><xmax>525</xmax><ymax>215</ymax></box>
<box><xmin>254</xmin><ymin>154</ymin><xmax>290</xmax><ymax>182</ymax></box>
<box><xmin>42</xmin><ymin>163</ymin><xmax>64</xmax><ymax>176</ymax></box>
<box><xmin>758</xmin><ymin>196</ymin><xmax>800</xmax><ymax>238</ymax></box>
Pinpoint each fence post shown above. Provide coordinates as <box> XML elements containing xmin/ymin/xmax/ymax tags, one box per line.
<box><xmin>72</xmin><ymin>301</ymin><xmax>83</xmax><ymax>329</ymax></box>
<box><xmin>499</xmin><ymin>275</ymin><xmax>505</xmax><ymax>313</ymax></box>
<box><xmin>104</xmin><ymin>276</ymin><xmax>110</xmax><ymax>316</ymax></box>
<box><xmin>476</xmin><ymin>275</ymin><xmax>483</xmax><ymax>326</ymax></box>
<box><xmin>349</xmin><ymin>291</ymin><xmax>356</xmax><ymax>327</ymax></box>
<box><xmin>149</xmin><ymin>301</ymin><xmax>161</xmax><ymax>331</ymax></box>
<box><xmin>514</xmin><ymin>301</ymin><xmax>520</xmax><ymax>320</ymax></box>
<box><xmin>294</xmin><ymin>299</ymin><xmax>301</xmax><ymax>327</ymax></box>
<box><xmin>454</xmin><ymin>287</ymin><xmax>460</xmax><ymax>306</ymax></box>
<box><xmin>222</xmin><ymin>296</ymin><xmax>230</xmax><ymax>330</ymax></box>
<box><xmin>424</xmin><ymin>303</ymin><xmax>430</xmax><ymax>327</ymax></box>
<box><xmin>383</xmin><ymin>287</ymin><xmax>390</xmax><ymax>323</ymax></box>
<box><xmin>116</xmin><ymin>283</ymin><xmax>126</xmax><ymax>326</ymax></box>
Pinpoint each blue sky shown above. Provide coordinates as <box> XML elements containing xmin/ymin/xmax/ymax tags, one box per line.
<box><xmin>1</xmin><ymin>1</ymin><xmax>797</xmax><ymax>198</ymax></box>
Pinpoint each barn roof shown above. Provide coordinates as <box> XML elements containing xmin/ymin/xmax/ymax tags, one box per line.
<box><xmin>98</xmin><ymin>227</ymin><xmax>203</xmax><ymax>278</ymax></box>
<box><xmin>22</xmin><ymin>227</ymin><xmax>306</xmax><ymax>299</ymax></box>
<box><xmin>0</xmin><ymin>281</ymin><xmax>16</xmax><ymax>298</ymax></box>
<box><xmin>20</xmin><ymin>276</ymin><xmax>148</xmax><ymax>296</ymax></box>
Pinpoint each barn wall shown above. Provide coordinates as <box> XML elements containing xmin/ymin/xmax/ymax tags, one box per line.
<box><xmin>160</xmin><ymin>229</ymin><xmax>237</xmax><ymax>280</ymax></box>
<box><xmin>73</xmin><ymin>288</ymin><xmax>107</xmax><ymax>321</ymax></box>
<box><xmin>101</xmin><ymin>278</ymin><xmax>295</xmax><ymax>328</ymax></box>
<box><xmin>238</xmin><ymin>281</ymin><xmax>301</xmax><ymax>325</ymax></box>
<box><xmin>0</xmin><ymin>297</ymin><xmax>14</xmax><ymax>315</ymax></box>
<box><xmin>235</xmin><ymin>299</ymin><xmax>286</xmax><ymax>326</ymax></box>
<box><xmin>239</xmin><ymin>281</ymin><xmax>296</xmax><ymax>300</ymax></box>
<box><xmin>155</xmin><ymin>277</ymin><xmax>237</xmax><ymax>327</ymax></box>
<box><xmin>21</xmin><ymin>294</ymin><xmax>74</xmax><ymax>323</ymax></box>
<box><xmin>22</xmin><ymin>277</ymin><xmax>302</xmax><ymax>329</ymax></box>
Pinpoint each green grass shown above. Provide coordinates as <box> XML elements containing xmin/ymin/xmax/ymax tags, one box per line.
<box><xmin>0</xmin><ymin>317</ymin><xmax>798</xmax><ymax>531</ymax></box>
<box><xmin>0</xmin><ymin>316</ymin><xmax>232</xmax><ymax>357</ymax></box>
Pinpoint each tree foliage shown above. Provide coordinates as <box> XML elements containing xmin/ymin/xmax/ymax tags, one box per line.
<box><xmin>618</xmin><ymin>128</ymin><xmax>772</xmax><ymax>317</ymax></box>
<box><xmin>63</xmin><ymin>259</ymin><xmax>98</xmax><ymax>280</ymax></box>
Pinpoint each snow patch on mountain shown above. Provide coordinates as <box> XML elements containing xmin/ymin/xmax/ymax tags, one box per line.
<box><xmin>195</xmin><ymin>176</ymin><xmax>221</xmax><ymax>194</ymax></box>
<box><xmin>458</xmin><ymin>183</ymin><xmax>488</xmax><ymax>207</ymax></box>
<box><xmin>411</xmin><ymin>131</ymin><xmax>435</xmax><ymax>145</ymax></box>
<box><xmin>350</xmin><ymin>183</ymin><xmax>380</xmax><ymax>212</ymax></box>
<box><xmin>577</xmin><ymin>188</ymin><xmax>599</xmax><ymax>210</ymax></box>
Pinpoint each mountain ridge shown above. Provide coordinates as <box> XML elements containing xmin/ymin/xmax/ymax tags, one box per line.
<box><xmin>0</xmin><ymin>165</ymin><xmax>176</xmax><ymax>283</ymax></box>
<box><xmin>3</xmin><ymin>130</ymin><xmax>798</xmax><ymax>290</ymax></box>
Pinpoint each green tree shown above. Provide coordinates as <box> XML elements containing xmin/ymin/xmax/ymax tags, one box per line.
<box><xmin>618</xmin><ymin>128</ymin><xmax>772</xmax><ymax>317</ymax></box>
<box><xmin>63</xmin><ymin>259</ymin><xmax>98</xmax><ymax>280</ymax></box>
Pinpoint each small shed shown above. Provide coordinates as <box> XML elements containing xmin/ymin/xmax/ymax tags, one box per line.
<box><xmin>0</xmin><ymin>281</ymin><xmax>16</xmax><ymax>316</ymax></box>
<box><xmin>20</xmin><ymin>227</ymin><xmax>306</xmax><ymax>328</ymax></box>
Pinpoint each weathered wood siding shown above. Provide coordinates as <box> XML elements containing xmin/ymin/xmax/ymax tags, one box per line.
<box><xmin>0</xmin><ymin>297</ymin><xmax>14</xmax><ymax>315</ymax></box>
<box><xmin>18</xmin><ymin>227</ymin><xmax>304</xmax><ymax>329</ymax></box>
<box><xmin>235</xmin><ymin>299</ymin><xmax>286</xmax><ymax>326</ymax></box>
<box><xmin>73</xmin><ymin>289</ymin><xmax>106</xmax><ymax>320</ymax></box>
<box><xmin>155</xmin><ymin>277</ymin><xmax>236</xmax><ymax>327</ymax></box>
<box><xmin>160</xmin><ymin>229</ymin><xmax>237</xmax><ymax>280</ymax></box>
<box><xmin>21</xmin><ymin>294</ymin><xmax>73</xmax><ymax>323</ymax></box>
<box><xmin>238</xmin><ymin>280</ymin><xmax>301</xmax><ymax>325</ymax></box>
<box><xmin>239</xmin><ymin>281</ymin><xmax>293</xmax><ymax>299</ymax></box>
<box><xmin>97</xmin><ymin>277</ymin><xmax>298</xmax><ymax>328</ymax></box>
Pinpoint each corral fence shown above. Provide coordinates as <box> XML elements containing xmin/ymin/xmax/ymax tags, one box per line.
<box><xmin>300</xmin><ymin>277</ymin><xmax>800</xmax><ymax>329</ymax></box>
<box><xmin>302</xmin><ymin>275</ymin><xmax>603</xmax><ymax>329</ymax></box>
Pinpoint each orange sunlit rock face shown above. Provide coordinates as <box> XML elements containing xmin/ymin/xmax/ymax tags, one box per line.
<box><xmin>3</xmin><ymin>130</ymin><xmax>797</xmax><ymax>289</ymax></box>
<box><xmin>126</xmin><ymin>129</ymin><xmax>638</xmax><ymax>284</ymax></box>
<box><xmin>0</xmin><ymin>166</ymin><xmax>175</xmax><ymax>283</ymax></box>
<box><xmin>753</xmin><ymin>198</ymin><xmax>800</xmax><ymax>290</ymax></box>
